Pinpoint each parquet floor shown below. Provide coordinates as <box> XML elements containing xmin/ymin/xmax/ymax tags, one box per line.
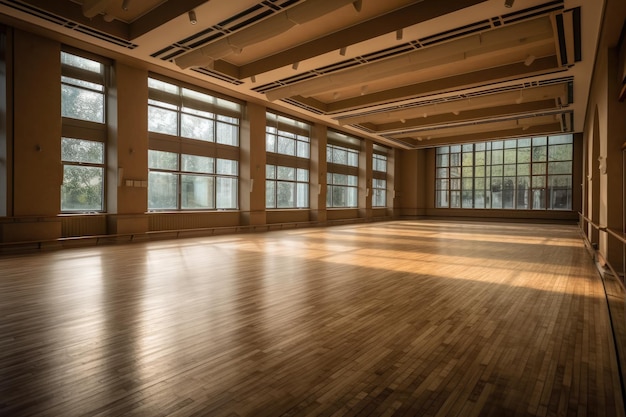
<box><xmin>0</xmin><ymin>220</ymin><xmax>624</xmax><ymax>416</ymax></box>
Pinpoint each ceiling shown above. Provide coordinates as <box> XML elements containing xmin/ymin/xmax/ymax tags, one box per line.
<box><xmin>0</xmin><ymin>0</ymin><xmax>604</xmax><ymax>149</ymax></box>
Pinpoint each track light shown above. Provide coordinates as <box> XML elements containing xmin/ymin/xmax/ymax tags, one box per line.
<box><xmin>396</xmin><ymin>29</ymin><xmax>403</xmax><ymax>41</ymax></box>
<box><xmin>524</xmin><ymin>55</ymin><xmax>536</xmax><ymax>66</ymax></box>
<box><xmin>122</xmin><ymin>0</ymin><xmax>130</xmax><ymax>11</ymax></box>
<box><xmin>504</xmin><ymin>0</ymin><xmax>514</xmax><ymax>8</ymax></box>
<box><xmin>292</xmin><ymin>61</ymin><xmax>299</xmax><ymax>70</ymax></box>
<box><xmin>339</xmin><ymin>47</ymin><xmax>347</xmax><ymax>56</ymax></box>
<box><xmin>188</xmin><ymin>10</ymin><xmax>197</xmax><ymax>25</ymax></box>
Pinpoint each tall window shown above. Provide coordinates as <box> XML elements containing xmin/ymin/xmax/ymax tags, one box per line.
<box><xmin>372</xmin><ymin>152</ymin><xmax>388</xmax><ymax>207</ymax></box>
<box><xmin>147</xmin><ymin>75</ymin><xmax>241</xmax><ymax>210</ymax></box>
<box><xmin>265</xmin><ymin>112</ymin><xmax>310</xmax><ymax>209</ymax></box>
<box><xmin>327</xmin><ymin>138</ymin><xmax>360</xmax><ymax>208</ymax></box>
<box><xmin>61</xmin><ymin>50</ymin><xmax>107</xmax><ymax>212</ymax></box>
<box><xmin>435</xmin><ymin>135</ymin><xmax>573</xmax><ymax>210</ymax></box>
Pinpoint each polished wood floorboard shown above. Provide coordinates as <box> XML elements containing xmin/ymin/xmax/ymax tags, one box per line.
<box><xmin>0</xmin><ymin>220</ymin><xmax>624</xmax><ymax>417</ymax></box>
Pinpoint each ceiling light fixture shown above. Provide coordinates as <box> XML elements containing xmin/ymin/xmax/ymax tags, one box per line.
<box><xmin>292</xmin><ymin>61</ymin><xmax>299</xmax><ymax>70</ymax></box>
<box><xmin>103</xmin><ymin>13</ymin><xmax>114</xmax><ymax>22</ymax></box>
<box><xmin>188</xmin><ymin>10</ymin><xmax>197</xmax><ymax>25</ymax></box>
<box><xmin>122</xmin><ymin>0</ymin><xmax>130</xmax><ymax>11</ymax></box>
<box><xmin>360</xmin><ymin>85</ymin><xmax>368</xmax><ymax>95</ymax></box>
<box><xmin>396</xmin><ymin>29</ymin><xmax>403</xmax><ymax>41</ymax></box>
<box><xmin>353</xmin><ymin>0</ymin><xmax>362</xmax><ymax>12</ymax></box>
<box><xmin>340</xmin><ymin>47</ymin><xmax>347</xmax><ymax>56</ymax></box>
<box><xmin>504</xmin><ymin>0</ymin><xmax>514</xmax><ymax>8</ymax></box>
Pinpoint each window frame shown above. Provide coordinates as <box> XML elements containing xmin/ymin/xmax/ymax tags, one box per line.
<box><xmin>147</xmin><ymin>74</ymin><xmax>242</xmax><ymax>212</ymax></box>
<box><xmin>435</xmin><ymin>135</ymin><xmax>573</xmax><ymax>211</ymax></box>
<box><xmin>265</xmin><ymin>112</ymin><xmax>311</xmax><ymax>209</ymax></box>
<box><xmin>60</xmin><ymin>48</ymin><xmax>109</xmax><ymax>213</ymax></box>
<box><xmin>326</xmin><ymin>139</ymin><xmax>360</xmax><ymax>209</ymax></box>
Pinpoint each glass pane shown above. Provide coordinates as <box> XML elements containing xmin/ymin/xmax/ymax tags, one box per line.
<box><xmin>61</xmin><ymin>138</ymin><xmax>104</xmax><ymax>163</ymax></box>
<box><xmin>181</xmin><ymin>113</ymin><xmax>214</xmax><ymax>142</ymax></box>
<box><xmin>548</xmin><ymin>145</ymin><xmax>573</xmax><ymax>162</ymax></box>
<box><xmin>277</xmin><ymin>181</ymin><xmax>295</xmax><ymax>208</ymax></box>
<box><xmin>277</xmin><ymin>136</ymin><xmax>295</xmax><ymax>156</ymax></box>
<box><xmin>517</xmin><ymin>177</ymin><xmax>530</xmax><ymax>210</ymax></box>
<box><xmin>474</xmin><ymin>166</ymin><xmax>485</xmax><ymax>177</ymax></box>
<box><xmin>491</xmin><ymin>165</ymin><xmax>503</xmax><ymax>176</ymax></box>
<box><xmin>266</xmin><ymin>165</ymin><xmax>276</xmax><ymax>179</ymax></box>
<box><xmin>61</xmin><ymin>165</ymin><xmax>103</xmax><ymax>211</ymax></box>
<box><xmin>532</xmin><ymin>176</ymin><xmax>546</xmax><ymax>188</ymax></box>
<box><xmin>181</xmin><ymin>175</ymin><xmax>214</xmax><ymax>209</ymax></box>
<box><xmin>517</xmin><ymin>147</ymin><xmax>531</xmax><ymax>163</ymax></box>
<box><xmin>504</xmin><ymin>149</ymin><xmax>516</xmax><ymax>164</ymax></box>
<box><xmin>182</xmin><ymin>154</ymin><xmax>213</xmax><ymax>173</ymax></box>
<box><xmin>532</xmin><ymin>163</ymin><xmax>546</xmax><ymax>175</ymax></box>
<box><xmin>518</xmin><ymin>138</ymin><xmax>531</xmax><ymax>147</ymax></box>
<box><xmin>462</xmin><ymin>190</ymin><xmax>473</xmax><ymax>208</ymax></box>
<box><xmin>216</xmin><ymin>159</ymin><xmax>238</xmax><ymax>176</ymax></box>
<box><xmin>517</xmin><ymin>164</ymin><xmax>530</xmax><ymax>176</ymax></box>
<box><xmin>475</xmin><ymin>151</ymin><xmax>485</xmax><ymax>165</ymax></box>
<box><xmin>474</xmin><ymin>190</ymin><xmax>485</xmax><ymax>208</ymax></box>
<box><xmin>549</xmin><ymin>189</ymin><xmax>571</xmax><ymax>210</ymax></box>
<box><xmin>297</xmin><ymin>140</ymin><xmax>310</xmax><ymax>158</ymax></box>
<box><xmin>297</xmin><ymin>168</ymin><xmax>309</xmax><ymax>182</ymax></box>
<box><xmin>502</xmin><ymin>177</ymin><xmax>515</xmax><ymax>209</ymax></box>
<box><xmin>347</xmin><ymin>151</ymin><xmax>359</xmax><ymax>167</ymax></box>
<box><xmin>148</xmin><ymin>150</ymin><xmax>178</xmax><ymax>170</ymax></box>
<box><xmin>504</xmin><ymin>165</ymin><xmax>516</xmax><ymax>176</ymax></box>
<box><xmin>450</xmin><ymin>145</ymin><xmax>462</xmax><ymax>153</ymax></box>
<box><xmin>462</xmin><ymin>178</ymin><xmax>473</xmax><ymax>190</ymax></box>
<box><xmin>450</xmin><ymin>191</ymin><xmax>461</xmax><ymax>208</ymax></box>
<box><xmin>474</xmin><ymin>178</ymin><xmax>485</xmax><ymax>189</ymax></box>
<box><xmin>216</xmin><ymin>177</ymin><xmax>238</xmax><ymax>209</ymax></box>
<box><xmin>532</xmin><ymin>136</ymin><xmax>548</xmax><ymax>146</ymax></box>
<box><xmin>148</xmin><ymin>77</ymin><xmax>178</xmax><ymax>94</ymax></box>
<box><xmin>347</xmin><ymin>175</ymin><xmax>358</xmax><ymax>186</ymax></box>
<box><xmin>532</xmin><ymin>189</ymin><xmax>546</xmax><ymax>209</ymax></box>
<box><xmin>450</xmin><ymin>179</ymin><xmax>461</xmax><ymax>190</ymax></box>
<box><xmin>532</xmin><ymin>146</ymin><xmax>547</xmax><ymax>162</ymax></box>
<box><xmin>332</xmin><ymin>147</ymin><xmax>347</xmax><ymax>165</ymax></box>
<box><xmin>491</xmin><ymin>178</ymin><xmax>502</xmax><ymax>208</ymax></box>
<box><xmin>436</xmin><ymin>179</ymin><xmax>449</xmax><ymax>190</ymax></box>
<box><xmin>277</xmin><ymin>166</ymin><xmax>295</xmax><ymax>180</ymax></box>
<box><xmin>462</xmin><ymin>152</ymin><xmax>473</xmax><ymax>166</ymax></box>
<box><xmin>436</xmin><ymin>154</ymin><xmax>449</xmax><ymax>167</ymax></box>
<box><xmin>347</xmin><ymin>186</ymin><xmax>358</xmax><ymax>207</ymax></box>
<box><xmin>148</xmin><ymin>171</ymin><xmax>177</xmax><ymax>210</ymax></box>
<box><xmin>548</xmin><ymin>161</ymin><xmax>572</xmax><ymax>175</ymax></box>
<box><xmin>491</xmin><ymin>150</ymin><xmax>503</xmax><ymax>164</ymax></box>
<box><xmin>297</xmin><ymin>183</ymin><xmax>309</xmax><ymax>208</ymax></box>
<box><xmin>266</xmin><ymin>133</ymin><xmax>277</xmax><ymax>152</ymax></box>
<box><xmin>548</xmin><ymin>135</ymin><xmax>572</xmax><ymax>145</ymax></box>
<box><xmin>148</xmin><ymin>105</ymin><xmax>178</xmax><ymax>135</ymax></box>
<box><xmin>182</xmin><ymin>87</ymin><xmax>215</xmax><ymax>105</ymax></box>
<box><xmin>436</xmin><ymin>189</ymin><xmax>449</xmax><ymax>208</ymax></box>
<box><xmin>462</xmin><ymin>167</ymin><xmax>473</xmax><ymax>177</ymax></box>
<box><xmin>266</xmin><ymin>181</ymin><xmax>276</xmax><ymax>208</ymax></box>
<box><xmin>216</xmin><ymin>122</ymin><xmax>238</xmax><ymax>146</ymax></box>
<box><xmin>62</xmin><ymin>85</ymin><xmax>104</xmax><ymax>123</ymax></box>
<box><xmin>450</xmin><ymin>167</ymin><xmax>461</xmax><ymax>178</ymax></box>
<box><xmin>436</xmin><ymin>168</ymin><xmax>449</xmax><ymax>179</ymax></box>
<box><xmin>62</xmin><ymin>52</ymin><xmax>102</xmax><ymax>73</ymax></box>
<box><xmin>450</xmin><ymin>153</ymin><xmax>461</xmax><ymax>166</ymax></box>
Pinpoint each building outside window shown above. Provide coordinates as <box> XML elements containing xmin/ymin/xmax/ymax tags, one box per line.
<box><xmin>265</xmin><ymin>112</ymin><xmax>310</xmax><ymax>209</ymax></box>
<box><xmin>435</xmin><ymin>135</ymin><xmax>573</xmax><ymax>210</ymax></box>
<box><xmin>326</xmin><ymin>135</ymin><xmax>360</xmax><ymax>208</ymax></box>
<box><xmin>372</xmin><ymin>151</ymin><xmax>388</xmax><ymax>207</ymax></box>
<box><xmin>147</xmin><ymin>75</ymin><xmax>241</xmax><ymax>210</ymax></box>
<box><xmin>61</xmin><ymin>50</ymin><xmax>107</xmax><ymax>212</ymax></box>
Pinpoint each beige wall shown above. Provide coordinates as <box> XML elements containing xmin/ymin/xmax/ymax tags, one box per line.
<box><xmin>581</xmin><ymin>0</ymin><xmax>626</xmax><ymax>270</ymax></box>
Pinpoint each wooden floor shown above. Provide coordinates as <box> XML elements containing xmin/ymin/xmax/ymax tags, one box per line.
<box><xmin>0</xmin><ymin>220</ymin><xmax>624</xmax><ymax>417</ymax></box>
